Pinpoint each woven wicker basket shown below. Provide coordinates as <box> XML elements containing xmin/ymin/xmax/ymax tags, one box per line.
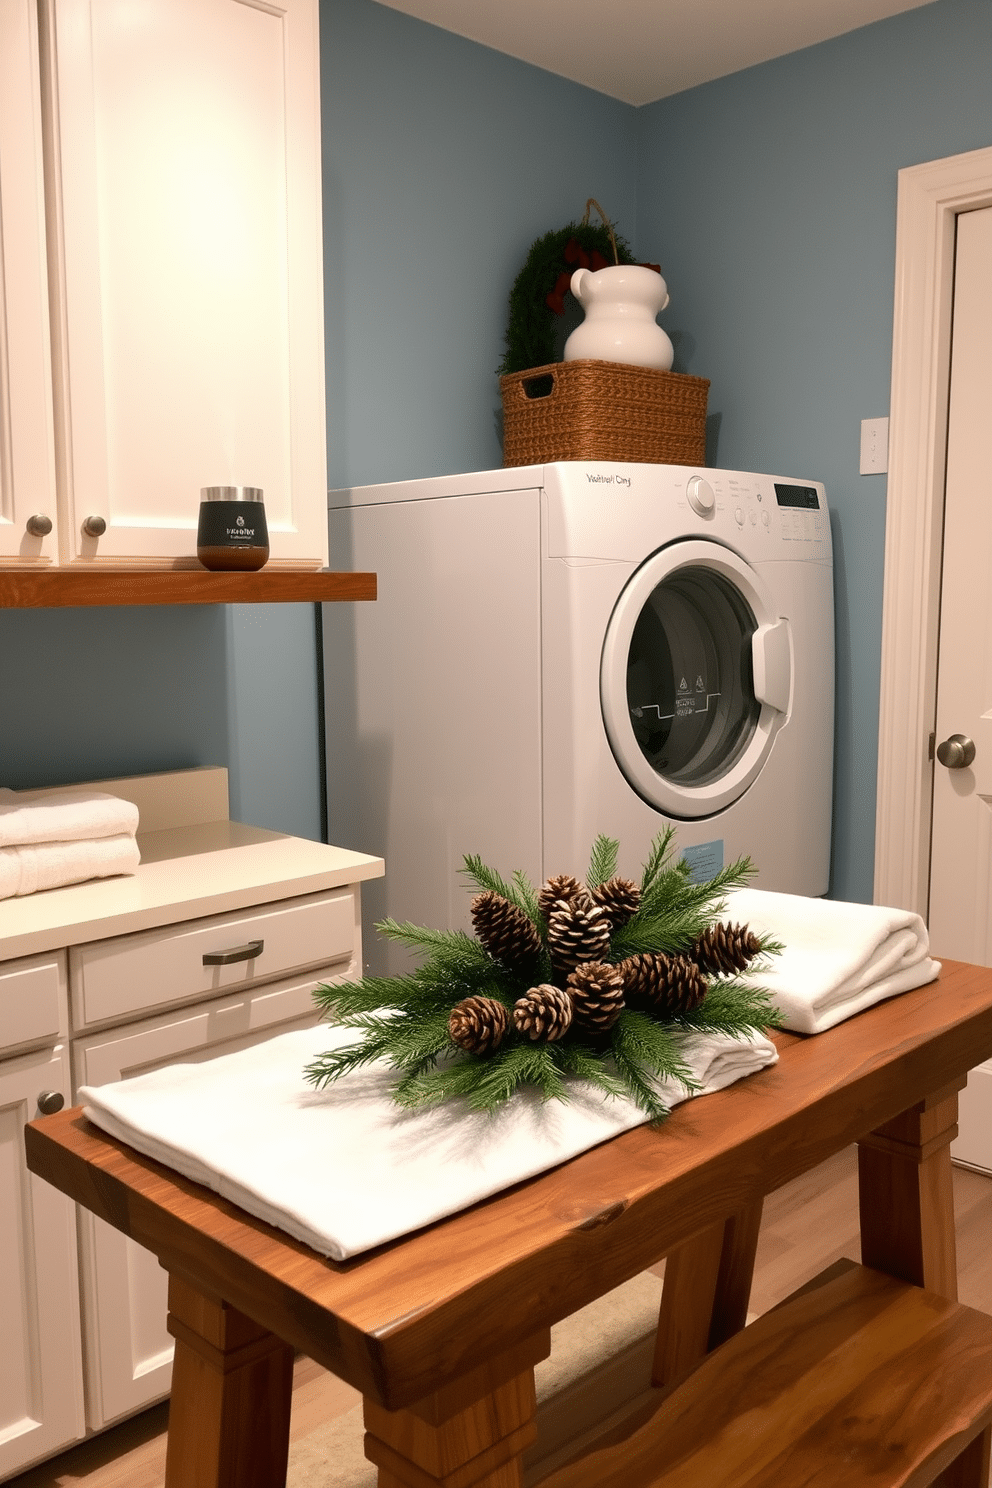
<box><xmin>500</xmin><ymin>359</ymin><xmax>709</xmax><ymax>468</ymax></box>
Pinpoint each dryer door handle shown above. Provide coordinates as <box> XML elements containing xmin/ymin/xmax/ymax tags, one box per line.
<box><xmin>752</xmin><ymin>619</ymin><xmax>792</xmax><ymax>713</ymax></box>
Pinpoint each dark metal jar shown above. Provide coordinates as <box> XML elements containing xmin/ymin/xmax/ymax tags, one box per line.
<box><xmin>197</xmin><ymin>486</ymin><xmax>270</xmax><ymax>571</ymax></box>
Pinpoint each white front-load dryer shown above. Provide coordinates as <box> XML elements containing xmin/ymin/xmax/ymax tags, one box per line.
<box><xmin>324</xmin><ymin>462</ymin><xmax>833</xmax><ymax>974</ymax></box>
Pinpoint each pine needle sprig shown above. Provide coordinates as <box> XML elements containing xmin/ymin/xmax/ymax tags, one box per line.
<box><xmin>511</xmin><ymin>868</ymin><xmax>542</xmax><ymax>923</ymax></box>
<box><xmin>393</xmin><ymin>1042</ymin><xmax>568</xmax><ymax>1112</ymax></box>
<box><xmin>585</xmin><ymin>834</ymin><xmax>620</xmax><ymax>891</ymax></box>
<box><xmin>552</xmin><ymin>1040</ymin><xmax>628</xmax><ymax>1101</ymax></box>
<box><xmin>639</xmin><ymin>827</ymin><xmax>680</xmax><ymax>893</ymax></box>
<box><xmin>304</xmin><ymin>1025</ymin><xmax>396</xmax><ymax>1087</ymax></box>
<box><xmin>376</xmin><ymin>920</ymin><xmax>493</xmax><ymax>965</ymax></box>
<box><xmin>612</xmin><ymin>853</ymin><xmax>757</xmax><ymax>959</ymax></box>
<box><xmin>460</xmin><ymin>855</ymin><xmax>544</xmax><ymax>927</ymax></box>
<box><xmin>681</xmin><ymin>977</ymin><xmax>784</xmax><ymax>1035</ymax></box>
<box><xmin>607</xmin><ymin>1010</ymin><xmax>695</xmax><ymax>1120</ymax></box>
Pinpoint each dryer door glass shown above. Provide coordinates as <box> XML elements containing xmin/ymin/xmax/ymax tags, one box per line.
<box><xmin>627</xmin><ymin>569</ymin><xmax>760</xmax><ymax>787</ymax></box>
<box><xmin>601</xmin><ymin>540</ymin><xmax>791</xmax><ymax>819</ymax></box>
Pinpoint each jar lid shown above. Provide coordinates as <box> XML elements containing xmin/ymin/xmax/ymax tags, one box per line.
<box><xmin>200</xmin><ymin>486</ymin><xmax>264</xmax><ymax>503</ymax></box>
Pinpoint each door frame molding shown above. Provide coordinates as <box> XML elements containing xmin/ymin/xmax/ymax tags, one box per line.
<box><xmin>874</xmin><ymin>146</ymin><xmax>992</xmax><ymax>916</ymax></box>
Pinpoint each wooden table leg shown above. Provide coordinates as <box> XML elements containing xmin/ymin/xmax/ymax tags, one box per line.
<box><xmin>363</xmin><ymin>1330</ymin><xmax>551</xmax><ymax>1488</ymax></box>
<box><xmin>164</xmin><ymin>1271</ymin><xmax>295</xmax><ymax>1488</ymax></box>
<box><xmin>651</xmin><ymin>1201</ymin><xmax>764</xmax><ymax>1390</ymax></box>
<box><xmin>857</xmin><ymin>1080</ymin><xmax>965</xmax><ymax>1298</ymax></box>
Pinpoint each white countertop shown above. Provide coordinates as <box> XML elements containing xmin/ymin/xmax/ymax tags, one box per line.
<box><xmin>0</xmin><ymin>820</ymin><xmax>385</xmax><ymax>961</ymax></box>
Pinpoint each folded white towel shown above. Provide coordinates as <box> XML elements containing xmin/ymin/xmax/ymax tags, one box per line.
<box><xmin>728</xmin><ymin>887</ymin><xmax>940</xmax><ymax>1035</ymax></box>
<box><xmin>80</xmin><ymin>1022</ymin><xmax>778</xmax><ymax>1261</ymax></box>
<box><xmin>0</xmin><ymin>833</ymin><xmax>141</xmax><ymax>900</ymax></box>
<box><xmin>0</xmin><ymin>787</ymin><xmax>139</xmax><ymax>847</ymax></box>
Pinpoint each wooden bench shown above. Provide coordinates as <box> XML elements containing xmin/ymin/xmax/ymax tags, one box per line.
<box><xmin>538</xmin><ymin>1262</ymin><xmax>992</xmax><ymax>1488</ymax></box>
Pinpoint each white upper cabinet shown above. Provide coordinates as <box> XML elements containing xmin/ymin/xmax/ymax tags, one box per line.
<box><xmin>2</xmin><ymin>0</ymin><xmax>327</xmax><ymax>571</ymax></box>
<box><xmin>0</xmin><ymin>0</ymin><xmax>59</xmax><ymax>564</ymax></box>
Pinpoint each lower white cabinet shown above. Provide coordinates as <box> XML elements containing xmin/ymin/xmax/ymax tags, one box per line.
<box><xmin>0</xmin><ymin>783</ymin><xmax>382</xmax><ymax>1480</ymax></box>
<box><xmin>72</xmin><ymin>969</ymin><xmax>331</xmax><ymax>1428</ymax></box>
<box><xmin>0</xmin><ymin>1043</ymin><xmax>85</xmax><ymax>1479</ymax></box>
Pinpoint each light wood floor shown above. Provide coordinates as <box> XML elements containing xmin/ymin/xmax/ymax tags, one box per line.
<box><xmin>7</xmin><ymin>1149</ymin><xmax>991</xmax><ymax>1488</ymax></box>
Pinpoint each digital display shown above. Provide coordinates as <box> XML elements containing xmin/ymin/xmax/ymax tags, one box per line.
<box><xmin>774</xmin><ymin>483</ymin><xmax>820</xmax><ymax>509</ymax></box>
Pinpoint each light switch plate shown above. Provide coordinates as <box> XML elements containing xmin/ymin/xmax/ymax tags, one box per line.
<box><xmin>860</xmin><ymin>417</ymin><xmax>889</xmax><ymax>474</ymax></box>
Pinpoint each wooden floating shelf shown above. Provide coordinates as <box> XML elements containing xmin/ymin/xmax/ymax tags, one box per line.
<box><xmin>0</xmin><ymin>569</ymin><xmax>377</xmax><ymax>609</ymax></box>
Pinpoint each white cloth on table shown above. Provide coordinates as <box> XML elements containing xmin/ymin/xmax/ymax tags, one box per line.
<box><xmin>79</xmin><ymin>1021</ymin><xmax>778</xmax><ymax>1262</ymax></box>
<box><xmin>0</xmin><ymin>833</ymin><xmax>141</xmax><ymax>899</ymax></box>
<box><xmin>727</xmin><ymin>887</ymin><xmax>940</xmax><ymax>1035</ymax></box>
<box><xmin>0</xmin><ymin>787</ymin><xmax>139</xmax><ymax>846</ymax></box>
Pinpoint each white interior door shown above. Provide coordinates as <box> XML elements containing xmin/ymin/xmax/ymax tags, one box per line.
<box><xmin>928</xmin><ymin>204</ymin><xmax>992</xmax><ymax>1172</ymax></box>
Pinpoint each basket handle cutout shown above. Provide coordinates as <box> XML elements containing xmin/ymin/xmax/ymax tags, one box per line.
<box><xmin>522</xmin><ymin>372</ymin><xmax>556</xmax><ymax>400</ymax></box>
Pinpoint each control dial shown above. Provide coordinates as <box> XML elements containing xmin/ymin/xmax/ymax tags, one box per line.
<box><xmin>686</xmin><ymin>476</ymin><xmax>715</xmax><ymax>518</ymax></box>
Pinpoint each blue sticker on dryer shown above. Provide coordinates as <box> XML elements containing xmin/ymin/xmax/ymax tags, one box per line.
<box><xmin>681</xmin><ymin>840</ymin><xmax>724</xmax><ymax>883</ymax></box>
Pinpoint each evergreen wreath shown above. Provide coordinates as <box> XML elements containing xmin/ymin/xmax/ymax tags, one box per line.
<box><xmin>305</xmin><ymin>830</ymin><xmax>782</xmax><ymax>1121</ymax></box>
<box><xmin>498</xmin><ymin>198</ymin><xmax>638</xmax><ymax>376</ymax></box>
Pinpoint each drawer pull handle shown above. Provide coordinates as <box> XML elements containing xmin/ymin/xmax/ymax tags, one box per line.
<box><xmin>37</xmin><ymin>1090</ymin><xmax>65</xmax><ymax>1116</ymax></box>
<box><xmin>202</xmin><ymin>939</ymin><xmax>264</xmax><ymax>967</ymax></box>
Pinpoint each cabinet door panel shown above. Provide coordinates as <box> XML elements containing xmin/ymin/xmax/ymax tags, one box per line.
<box><xmin>72</xmin><ymin>966</ymin><xmax>331</xmax><ymax>1428</ymax></box>
<box><xmin>0</xmin><ymin>1045</ymin><xmax>84</xmax><ymax>1479</ymax></box>
<box><xmin>49</xmin><ymin>0</ymin><xmax>326</xmax><ymax>567</ymax></box>
<box><xmin>0</xmin><ymin>0</ymin><xmax>57</xmax><ymax>564</ymax></box>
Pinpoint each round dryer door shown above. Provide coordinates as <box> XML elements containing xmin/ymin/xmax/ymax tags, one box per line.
<box><xmin>601</xmin><ymin>540</ymin><xmax>792</xmax><ymax>819</ymax></box>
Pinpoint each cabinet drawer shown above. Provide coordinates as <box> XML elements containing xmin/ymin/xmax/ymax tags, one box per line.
<box><xmin>70</xmin><ymin>888</ymin><xmax>356</xmax><ymax>1029</ymax></box>
<box><xmin>0</xmin><ymin>953</ymin><xmax>67</xmax><ymax>1056</ymax></box>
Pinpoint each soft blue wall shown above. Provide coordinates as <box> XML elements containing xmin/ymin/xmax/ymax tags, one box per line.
<box><xmin>635</xmin><ymin>0</ymin><xmax>992</xmax><ymax>901</ymax></box>
<box><xmin>0</xmin><ymin>603</ymin><xmax>324</xmax><ymax>841</ymax></box>
<box><xmin>320</xmin><ymin>0</ymin><xmax>639</xmax><ymax>488</ymax></box>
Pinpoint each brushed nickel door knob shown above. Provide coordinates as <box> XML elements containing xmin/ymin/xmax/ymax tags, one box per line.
<box><xmin>82</xmin><ymin>515</ymin><xmax>107</xmax><ymax>537</ymax></box>
<box><xmin>37</xmin><ymin>1090</ymin><xmax>65</xmax><ymax>1115</ymax></box>
<box><xmin>936</xmin><ymin>733</ymin><xmax>976</xmax><ymax>769</ymax></box>
<box><xmin>26</xmin><ymin>514</ymin><xmax>53</xmax><ymax>536</ymax></box>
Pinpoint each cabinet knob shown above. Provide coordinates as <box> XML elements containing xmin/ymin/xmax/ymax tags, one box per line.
<box><xmin>37</xmin><ymin>1090</ymin><xmax>65</xmax><ymax>1116</ymax></box>
<box><xmin>82</xmin><ymin>515</ymin><xmax>107</xmax><ymax>537</ymax></box>
<box><xmin>26</xmin><ymin>514</ymin><xmax>53</xmax><ymax>537</ymax></box>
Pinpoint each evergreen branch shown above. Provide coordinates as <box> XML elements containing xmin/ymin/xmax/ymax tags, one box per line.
<box><xmin>375</xmin><ymin>920</ymin><xmax>491</xmax><ymax>965</ymax></box>
<box><xmin>393</xmin><ymin>1042</ymin><xmax>568</xmax><ymax>1112</ymax></box>
<box><xmin>303</xmin><ymin>1030</ymin><xmax>393</xmax><ymax>1087</ymax></box>
<box><xmin>551</xmin><ymin>1040</ymin><xmax>627</xmax><ymax>1100</ymax></box>
<box><xmin>511</xmin><ymin>868</ymin><xmax>542</xmax><ymax>922</ymax></box>
<box><xmin>639</xmin><ymin>828</ymin><xmax>679</xmax><ymax>893</ymax></box>
<box><xmin>585</xmin><ymin>834</ymin><xmax>619</xmax><ymax>891</ymax></box>
<box><xmin>682</xmin><ymin>978</ymin><xmax>784</xmax><ymax>1034</ymax></box>
<box><xmin>460</xmin><ymin>855</ymin><xmax>541</xmax><ymax>925</ymax></box>
<box><xmin>607</xmin><ymin>1043</ymin><xmax>671</xmax><ymax>1119</ymax></box>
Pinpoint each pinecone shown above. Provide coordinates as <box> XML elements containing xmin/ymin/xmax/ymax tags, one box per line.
<box><xmin>567</xmin><ymin>961</ymin><xmax>625</xmax><ymax>1031</ymax></box>
<box><xmin>448</xmin><ymin>996</ymin><xmax>509</xmax><ymax>1055</ymax></box>
<box><xmin>537</xmin><ymin>874</ymin><xmax>593</xmax><ymax>920</ymax></box>
<box><xmin>547</xmin><ymin>900</ymin><xmax>611</xmax><ymax>975</ymax></box>
<box><xmin>619</xmin><ymin>953</ymin><xmax>707</xmax><ymax>1017</ymax></box>
<box><xmin>470</xmin><ymin>891</ymin><xmax>542</xmax><ymax>970</ymax></box>
<box><xmin>513</xmin><ymin>985</ymin><xmax>574</xmax><ymax>1041</ymax></box>
<box><xmin>591</xmin><ymin>876</ymin><xmax>641</xmax><ymax>929</ymax></box>
<box><xmin>691</xmin><ymin>922</ymin><xmax>762</xmax><ymax>977</ymax></box>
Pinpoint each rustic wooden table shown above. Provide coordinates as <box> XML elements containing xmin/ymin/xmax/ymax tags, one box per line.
<box><xmin>26</xmin><ymin>959</ymin><xmax>992</xmax><ymax>1488</ymax></box>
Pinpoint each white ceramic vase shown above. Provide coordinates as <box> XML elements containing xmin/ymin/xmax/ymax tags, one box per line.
<box><xmin>564</xmin><ymin>264</ymin><xmax>674</xmax><ymax>371</ymax></box>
